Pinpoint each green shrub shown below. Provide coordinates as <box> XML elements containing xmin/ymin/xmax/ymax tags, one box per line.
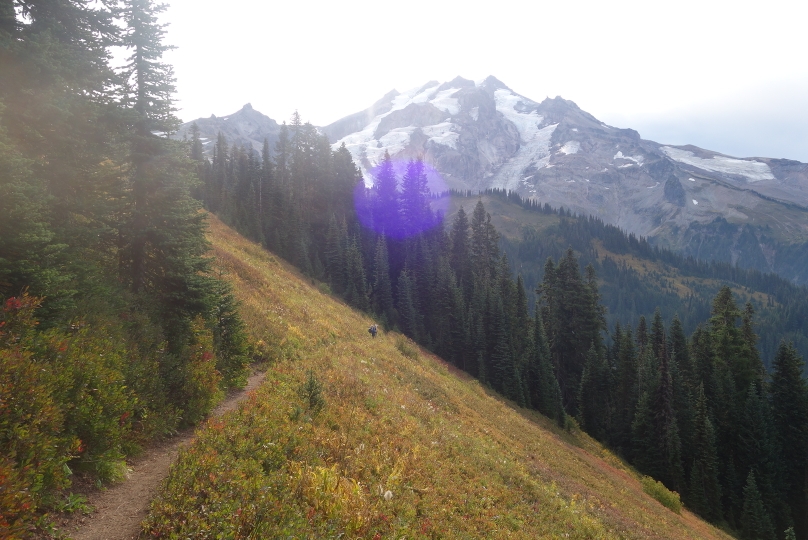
<box><xmin>0</xmin><ymin>295</ymin><xmax>77</xmax><ymax>520</ymax></box>
<box><xmin>179</xmin><ymin>317</ymin><xmax>224</xmax><ymax>425</ymax></box>
<box><xmin>299</xmin><ymin>369</ymin><xmax>325</xmax><ymax>414</ymax></box>
<box><xmin>641</xmin><ymin>476</ymin><xmax>681</xmax><ymax>514</ymax></box>
<box><xmin>395</xmin><ymin>336</ymin><xmax>418</xmax><ymax>360</ymax></box>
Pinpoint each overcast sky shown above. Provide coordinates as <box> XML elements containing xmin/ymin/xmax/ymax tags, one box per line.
<box><xmin>162</xmin><ymin>0</ymin><xmax>808</xmax><ymax>162</ymax></box>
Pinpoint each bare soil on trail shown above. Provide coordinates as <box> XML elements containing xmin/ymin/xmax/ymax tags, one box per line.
<box><xmin>54</xmin><ymin>368</ymin><xmax>267</xmax><ymax>540</ymax></box>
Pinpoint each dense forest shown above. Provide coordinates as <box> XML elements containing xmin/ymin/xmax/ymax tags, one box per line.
<box><xmin>0</xmin><ymin>0</ymin><xmax>249</xmax><ymax>534</ymax></box>
<box><xmin>482</xmin><ymin>189</ymin><xmax>808</xmax><ymax>367</ymax></box>
<box><xmin>200</xmin><ymin>125</ymin><xmax>808</xmax><ymax>539</ymax></box>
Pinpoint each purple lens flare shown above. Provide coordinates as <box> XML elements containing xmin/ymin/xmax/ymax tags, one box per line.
<box><xmin>354</xmin><ymin>159</ymin><xmax>450</xmax><ymax>239</ymax></box>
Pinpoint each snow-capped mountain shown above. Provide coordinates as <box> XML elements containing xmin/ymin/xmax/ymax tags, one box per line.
<box><xmin>322</xmin><ymin>76</ymin><xmax>808</xmax><ymax>278</ymax></box>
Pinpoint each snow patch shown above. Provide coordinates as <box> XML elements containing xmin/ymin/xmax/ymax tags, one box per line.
<box><xmin>662</xmin><ymin>146</ymin><xmax>775</xmax><ymax>182</ymax></box>
<box><xmin>429</xmin><ymin>88</ymin><xmax>461</xmax><ymax>115</ymax></box>
<box><xmin>494</xmin><ymin>89</ymin><xmax>543</xmax><ymax>141</ymax></box>
<box><xmin>689</xmin><ymin>177</ymin><xmax>696</xmax><ymax>182</ymax></box>
<box><xmin>469</xmin><ymin>107</ymin><xmax>479</xmax><ymax>121</ymax></box>
<box><xmin>647</xmin><ymin>182</ymin><xmax>660</xmax><ymax>189</ymax></box>
<box><xmin>558</xmin><ymin>141</ymin><xmax>580</xmax><ymax>155</ymax></box>
<box><xmin>614</xmin><ymin>151</ymin><xmax>644</xmax><ymax>166</ymax></box>
<box><xmin>692</xmin><ymin>199</ymin><xmax>699</xmax><ymax>205</ymax></box>
<box><xmin>422</xmin><ymin>122</ymin><xmax>459</xmax><ymax>149</ymax></box>
<box><xmin>572</xmin><ymin>128</ymin><xmax>578</xmax><ymax>132</ymax></box>
<box><xmin>490</xmin><ymin>124</ymin><xmax>558</xmax><ymax>191</ymax></box>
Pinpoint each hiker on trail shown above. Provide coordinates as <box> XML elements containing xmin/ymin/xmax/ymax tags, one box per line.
<box><xmin>368</xmin><ymin>324</ymin><xmax>378</xmax><ymax>338</ymax></box>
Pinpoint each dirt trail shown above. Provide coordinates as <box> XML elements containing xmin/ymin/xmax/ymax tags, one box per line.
<box><xmin>58</xmin><ymin>369</ymin><xmax>266</xmax><ymax>540</ymax></box>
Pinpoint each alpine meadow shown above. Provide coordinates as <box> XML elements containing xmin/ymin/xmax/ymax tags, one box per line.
<box><xmin>2</xmin><ymin>1</ymin><xmax>808</xmax><ymax>540</ymax></box>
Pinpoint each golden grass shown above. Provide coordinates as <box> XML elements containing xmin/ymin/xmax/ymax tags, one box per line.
<box><xmin>144</xmin><ymin>215</ymin><xmax>735</xmax><ymax>539</ymax></box>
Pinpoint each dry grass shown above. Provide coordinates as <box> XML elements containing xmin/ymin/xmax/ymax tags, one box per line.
<box><xmin>143</xmin><ymin>215</ymin><xmax>735</xmax><ymax>539</ymax></box>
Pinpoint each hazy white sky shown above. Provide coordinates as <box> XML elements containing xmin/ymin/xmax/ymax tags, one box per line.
<box><xmin>162</xmin><ymin>0</ymin><xmax>808</xmax><ymax>161</ymax></box>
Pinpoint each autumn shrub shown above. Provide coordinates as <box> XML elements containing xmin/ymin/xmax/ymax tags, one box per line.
<box><xmin>641</xmin><ymin>475</ymin><xmax>682</xmax><ymax>514</ymax></box>
<box><xmin>0</xmin><ymin>295</ymin><xmax>77</xmax><ymax>520</ymax></box>
<box><xmin>35</xmin><ymin>322</ymin><xmax>136</xmax><ymax>482</ymax></box>
<box><xmin>395</xmin><ymin>336</ymin><xmax>418</xmax><ymax>360</ymax></box>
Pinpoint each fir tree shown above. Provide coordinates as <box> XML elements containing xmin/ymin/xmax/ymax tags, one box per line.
<box><xmin>372</xmin><ymin>236</ymin><xmax>395</xmax><ymax>327</ymax></box>
<box><xmin>396</xmin><ymin>267</ymin><xmax>419</xmax><ymax>341</ymax></box>
<box><xmin>769</xmin><ymin>341</ymin><xmax>808</xmax><ymax>538</ymax></box>
<box><xmin>688</xmin><ymin>384</ymin><xmax>723</xmax><ymax>522</ymax></box>
<box><xmin>740</xmin><ymin>471</ymin><xmax>776</xmax><ymax>540</ymax></box>
<box><xmin>578</xmin><ymin>345</ymin><xmax>611</xmax><ymax>441</ymax></box>
<box><xmin>449</xmin><ymin>205</ymin><xmax>473</xmax><ymax>297</ymax></box>
<box><xmin>373</xmin><ymin>150</ymin><xmax>399</xmax><ymax>236</ymax></box>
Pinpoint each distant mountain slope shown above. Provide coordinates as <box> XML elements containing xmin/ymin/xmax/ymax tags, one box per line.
<box><xmin>445</xmin><ymin>191</ymin><xmax>808</xmax><ymax>366</ymax></box>
<box><xmin>142</xmin><ymin>215</ymin><xmax>734</xmax><ymax>539</ymax></box>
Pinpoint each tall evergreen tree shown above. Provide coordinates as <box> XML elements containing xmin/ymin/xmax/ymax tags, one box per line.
<box><xmin>769</xmin><ymin>341</ymin><xmax>808</xmax><ymax>539</ymax></box>
<box><xmin>578</xmin><ymin>345</ymin><xmax>611</xmax><ymax>441</ymax></box>
<box><xmin>373</xmin><ymin>150</ymin><xmax>399</xmax><ymax>236</ymax></box>
<box><xmin>396</xmin><ymin>267</ymin><xmax>419</xmax><ymax>341</ymax></box>
<box><xmin>449</xmin><ymin>205</ymin><xmax>473</xmax><ymax>297</ymax></box>
<box><xmin>688</xmin><ymin>384</ymin><xmax>723</xmax><ymax>522</ymax></box>
<box><xmin>372</xmin><ymin>236</ymin><xmax>395</xmax><ymax>327</ymax></box>
<box><xmin>740</xmin><ymin>471</ymin><xmax>777</xmax><ymax>540</ymax></box>
<box><xmin>527</xmin><ymin>311</ymin><xmax>565</xmax><ymax>425</ymax></box>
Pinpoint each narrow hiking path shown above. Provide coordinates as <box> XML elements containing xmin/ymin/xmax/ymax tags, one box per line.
<box><xmin>55</xmin><ymin>369</ymin><xmax>267</xmax><ymax>540</ymax></box>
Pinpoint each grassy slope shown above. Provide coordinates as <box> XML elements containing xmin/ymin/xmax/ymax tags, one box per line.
<box><xmin>143</xmin><ymin>215</ymin><xmax>733</xmax><ymax>539</ymax></box>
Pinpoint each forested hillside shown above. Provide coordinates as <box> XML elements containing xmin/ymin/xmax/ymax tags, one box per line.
<box><xmin>0</xmin><ymin>1</ymin><xmax>248</xmax><ymax>534</ymax></box>
<box><xmin>197</xmin><ymin>118</ymin><xmax>808</xmax><ymax>539</ymax></box>
<box><xmin>452</xmin><ymin>190</ymin><xmax>808</xmax><ymax>367</ymax></box>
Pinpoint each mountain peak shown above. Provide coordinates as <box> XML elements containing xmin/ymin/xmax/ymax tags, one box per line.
<box><xmin>241</xmin><ymin>103</ymin><xmax>253</xmax><ymax>111</ymax></box>
<box><xmin>479</xmin><ymin>75</ymin><xmax>510</xmax><ymax>91</ymax></box>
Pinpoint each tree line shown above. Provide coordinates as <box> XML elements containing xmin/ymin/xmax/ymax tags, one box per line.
<box><xmin>1</xmin><ymin>0</ymin><xmax>248</xmax><ymax>532</ymax></box>
<box><xmin>202</xmin><ymin>129</ymin><xmax>808</xmax><ymax>539</ymax></box>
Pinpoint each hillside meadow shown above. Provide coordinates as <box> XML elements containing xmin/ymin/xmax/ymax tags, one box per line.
<box><xmin>141</xmin><ymin>215</ymin><xmax>734</xmax><ymax>539</ymax></box>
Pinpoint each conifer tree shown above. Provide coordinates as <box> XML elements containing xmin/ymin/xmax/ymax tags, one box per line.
<box><xmin>343</xmin><ymin>236</ymin><xmax>369</xmax><ymax>311</ymax></box>
<box><xmin>372</xmin><ymin>236</ymin><xmax>395</xmax><ymax>327</ymax></box>
<box><xmin>741</xmin><ymin>471</ymin><xmax>777</xmax><ymax>540</ymax></box>
<box><xmin>527</xmin><ymin>311</ymin><xmax>564</xmax><ymax>425</ymax></box>
<box><xmin>396</xmin><ymin>267</ymin><xmax>419</xmax><ymax>341</ymax></box>
<box><xmin>769</xmin><ymin>341</ymin><xmax>808</xmax><ymax>538</ymax></box>
<box><xmin>373</xmin><ymin>150</ymin><xmax>399</xmax><ymax>236</ymax></box>
<box><xmin>738</xmin><ymin>382</ymin><xmax>788</xmax><ymax>536</ymax></box>
<box><xmin>688</xmin><ymin>384</ymin><xmax>723</xmax><ymax>521</ymax></box>
<box><xmin>119</xmin><ymin>0</ymin><xmax>220</xmax><ymax>349</ymax></box>
<box><xmin>450</xmin><ymin>205</ymin><xmax>473</xmax><ymax>297</ymax></box>
<box><xmin>579</xmin><ymin>345</ymin><xmax>611</xmax><ymax>441</ymax></box>
<box><xmin>400</xmin><ymin>158</ymin><xmax>430</xmax><ymax>236</ymax></box>
<box><xmin>615</xmin><ymin>325</ymin><xmax>639</xmax><ymax>457</ymax></box>
<box><xmin>651</xmin><ymin>338</ymin><xmax>684</xmax><ymax>491</ymax></box>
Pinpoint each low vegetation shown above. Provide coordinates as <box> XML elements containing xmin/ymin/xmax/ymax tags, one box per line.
<box><xmin>142</xmin><ymin>216</ymin><xmax>733</xmax><ymax>539</ymax></box>
<box><xmin>642</xmin><ymin>476</ymin><xmax>682</xmax><ymax>514</ymax></box>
